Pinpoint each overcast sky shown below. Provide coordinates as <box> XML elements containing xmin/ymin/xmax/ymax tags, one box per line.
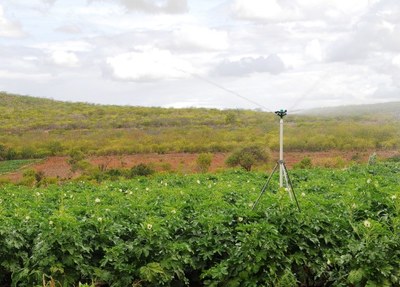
<box><xmin>0</xmin><ymin>0</ymin><xmax>399</xmax><ymax>111</ymax></box>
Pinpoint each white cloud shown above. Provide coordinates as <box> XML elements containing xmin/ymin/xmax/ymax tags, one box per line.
<box><xmin>327</xmin><ymin>0</ymin><xmax>400</xmax><ymax>63</ymax></box>
<box><xmin>1</xmin><ymin>0</ymin><xmax>399</xmax><ymax>109</ymax></box>
<box><xmin>51</xmin><ymin>51</ymin><xmax>80</xmax><ymax>67</ymax></box>
<box><xmin>392</xmin><ymin>54</ymin><xmax>400</xmax><ymax>68</ymax></box>
<box><xmin>232</xmin><ymin>0</ymin><xmax>301</xmax><ymax>22</ymax></box>
<box><xmin>0</xmin><ymin>5</ymin><xmax>23</xmax><ymax>37</ymax></box>
<box><xmin>34</xmin><ymin>40</ymin><xmax>93</xmax><ymax>52</ymax></box>
<box><xmin>30</xmin><ymin>40</ymin><xmax>92</xmax><ymax>68</ymax></box>
<box><xmin>298</xmin><ymin>0</ymin><xmax>372</xmax><ymax>17</ymax></box>
<box><xmin>232</xmin><ymin>0</ymin><xmax>378</xmax><ymax>23</ymax></box>
<box><xmin>55</xmin><ymin>25</ymin><xmax>82</xmax><ymax>34</ymax></box>
<box><xmin>105</xmin><ymin>48</ymin><xmax>194</xmax><ymax>81</ymax></box>
<box><xmin>0</xmin><ymin>70</ymin><xmax>52</xmax><ymax>81</ymax></box>
<box><xmin>90</xmin><ymin>0</ymin><xmax>188</xmax><ymax>14</ymax></box>
<box><xmin>215</xmin><ymin>54</ymin><xmax>285</xmax><ymax>76</ymax></box>
<box><xmin>172</xmin><ymin>26</ymin><xmax>229</xmax><ymax>51</ymax></box>
<box><xmin>305</xmin><ymin>39</ymin><xmax>323</xmax><ymax>62</ymax></box>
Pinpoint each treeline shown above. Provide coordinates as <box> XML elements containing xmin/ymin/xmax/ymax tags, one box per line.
<box><xmin>0</xmin><ymin>92</ymin><xmax>399</xmax><ymax>159</ymax></box>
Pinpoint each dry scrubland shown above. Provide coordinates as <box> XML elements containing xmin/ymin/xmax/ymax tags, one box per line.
<box><xmin>1</xmin><ymin>92</ymin><xmax>400</xmax><ymax>161</ymax></box>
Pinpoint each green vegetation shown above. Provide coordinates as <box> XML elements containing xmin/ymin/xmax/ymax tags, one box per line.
<box><xmin>1</xmin><ymin>92</ymin><xmax>399</xmax><ymax>160</ymax></box>
<box><xmin>1</xmin><ymin>92</ymin><xmax>399</xmax><ymax>286</ymax></box>
<box><xmin>129</xmin><ymin>163</ymin><xmax>156</xmax><ymax>177</ymax></box>
<box><xmin>196</xmin><ymin>153</ymin><xmax>213</xmax><ymax>173</ymax></box>
<box><xmin>0</xmin><ymin>159</ymin><xmax>40</xmax><ymax>174</ymax></box>
<box><xmin>293</xmin><ymin>156</ymin><xmax>313</xmax><ymax>169</ymax></box>
<box><xmin>226</xmin><ymin>145</ymin><xmax>269</xmax><ymax>171</ymax></box>
<box><xmin>0</xmin><ymin>162</ymin><xmax>399</xmax><ymax>286</ymax></box>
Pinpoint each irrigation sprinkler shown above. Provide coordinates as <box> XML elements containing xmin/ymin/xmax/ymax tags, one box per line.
<box><xmin>252</xmin><ymin>109</ymin><xmax>300</xmax><ymax>211</ymax></box>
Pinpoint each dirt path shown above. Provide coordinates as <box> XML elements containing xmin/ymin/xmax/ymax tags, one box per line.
<box><xmin>2</xmin><ymin>150</ymin><xmax>398</xmax><ymax>182</ymax></box>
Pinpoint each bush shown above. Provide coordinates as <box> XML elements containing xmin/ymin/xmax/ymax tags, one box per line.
<box><xmin>196</xmin><ymin>153</ymin><xmax>213</xmax><ymax>173</ymax></box>
<box><xmin>20</xmin><ymin>169</ymin><xmax>37</xmax><ymax>187</ymax></box>
<box><xmin>129</xmin><ymin>163</ymin><xmax>155</xmax><ymax>177</ymax></box>
<box><xmin>318</xmin><ymin>156</ymin><xmax>346</xmax><ymax>168</ymax></box>
<box><xmin>293</xmin><ymin>157</ymin><xmax>313</xmax><ymax>169</ymax></box>
<box><xmin>106</xmin><ymin>168</ymin><xmax>124</xmax><ymax>178</ymax></box>
<box><xmin>68</xmin><ymin>149</ymin><xmax>88</xmax><ymax>173</ymax></box>
<box><xmin>47</xmin><ymin>141</ymin><xmax>64</xmax><ymax>156</ymax></box>
<box><xmin>226</xmin><ymin>145</ymin><xmax>269</xmax><ymax>171</ymax></box>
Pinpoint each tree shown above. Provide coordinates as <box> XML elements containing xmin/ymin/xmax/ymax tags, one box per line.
<box><xmin>226</xmin><ymin>145</ymin><xmax>269</xmax><ymax>171</ymax></box>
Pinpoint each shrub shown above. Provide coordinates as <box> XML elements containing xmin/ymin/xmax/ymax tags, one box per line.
<box><xmin>226</xmin><ymin>145</ymin><xmax>269</xmax><ymax>171</ymax></box>
<box><xmin>106</xmin><ymin>168</ymin><xmax>124</xmax><ymax>178</ymax></box>
<box><xmin>47</xmin><ymin>141</ymin><xmax>64</xmax><ymax>156</ymax></box>
<box><xmin>293</xmin><ymin>157</ymin><xmax>313</xmax><ymax>169</ymax></box>
<box><xmin>20</xmin><ymin>168</ymin><xmax>37</xmax><ymax>187</ymax></box>
<box><xmin>196</xmin><ymin>153</ymin><xmax>213</xmax><ymax>173</ymax></box>
<box><xmin>318</xmin><ymin>156</ymin><xmax>346</xmax><ymax>168</ymax></box>
<box><xmin>5</xmin><ymin>148</ymin><xmax>17</xmax><ymax>160</ymax></box>
<box><xmin>68</xmin><ymin>149</ymin><xmax>87</xmax><ymax>173</ymax></box>
<box><xmin>129</xmin><ymin>163</ymin><xmax>155</xmax><ymax>177</ymax></box>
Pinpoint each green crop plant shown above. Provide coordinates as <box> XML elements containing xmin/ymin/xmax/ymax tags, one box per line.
<box><xmin>0</xmin><ymin>162</ymin><xmax>399</xmax><ymax>286</ymax></box>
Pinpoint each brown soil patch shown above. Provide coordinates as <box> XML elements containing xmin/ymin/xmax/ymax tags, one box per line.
<box><xmin>1</xmin><ymin>150</ymin><xmax>398</xmax><ymax>183</ymax></box>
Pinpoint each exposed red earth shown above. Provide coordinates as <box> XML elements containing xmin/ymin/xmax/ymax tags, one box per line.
<box><xmin>2</xmin><ymin>150</ymin><xmax>398</xmax><ymax>183</ymax></box>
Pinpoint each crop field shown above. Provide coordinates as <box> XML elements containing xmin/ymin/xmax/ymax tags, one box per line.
<box><xmin>0</xmin><ymin>159</ymin><xmax>41</xmax><ymax>175</ymax></box>
<box><xmin>0</xmin><ymin>162</ymin><xmax>399</xmax><ymax>286</ymax></box>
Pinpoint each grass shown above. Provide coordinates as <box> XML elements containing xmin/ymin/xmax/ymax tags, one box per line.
<box><xmin>0</xmin><ymin>159</ymin><xmax>41</xmax><ymax>174</ymax></box>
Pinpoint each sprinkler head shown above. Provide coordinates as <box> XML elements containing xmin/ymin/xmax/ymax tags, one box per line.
<box><xmin>275</xmin><ymin>109</ymin><xmax>287</xmax><ymax>118</ymax></box>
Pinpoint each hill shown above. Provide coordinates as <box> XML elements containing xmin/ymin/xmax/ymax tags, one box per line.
<box><xmin>305</xmin><ymin>101</ymin><xmax>400</xmax><ymax>119</ymax></box>
<box><xmin>0</xmin><ymin>92</ymin><xmax>399</xmax><ymax>160</ymax></box>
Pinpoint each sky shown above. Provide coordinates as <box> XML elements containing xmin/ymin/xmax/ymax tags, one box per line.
<box><xmin>0</xmin><ymin>0</ymin><xmax>399</xmax><ymax>111</ymax></box>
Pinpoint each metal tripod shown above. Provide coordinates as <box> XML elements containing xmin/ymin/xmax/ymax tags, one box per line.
<box><xmin>252</xmin><ymin>159</ymin><xmax>300</xmax><ymax>211</ymax></box>
<box><xmin>252</xmin><ymin>109</ymin><xmax>300</xmax><ymax>211</ymax></box>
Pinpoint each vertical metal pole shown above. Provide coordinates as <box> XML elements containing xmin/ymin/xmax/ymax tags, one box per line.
<box><xmin>279</xmin><ymin>118</ymin><xmax>283</xmax><ymax>188</ymax></box>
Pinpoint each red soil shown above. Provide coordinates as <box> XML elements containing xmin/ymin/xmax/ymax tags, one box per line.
<box><xmin>2</xmin><ymin>150</ymin><xmax>398</xmax><ymax>183</ymax></box>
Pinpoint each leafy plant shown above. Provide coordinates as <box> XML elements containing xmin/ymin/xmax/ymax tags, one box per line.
<box><xmin>0</xmin><ymin>162</ymin><xmax>399</xmax><ymax>286</ymax></box>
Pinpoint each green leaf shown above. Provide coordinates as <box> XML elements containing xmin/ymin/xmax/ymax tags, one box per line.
<box><xmin>348</xmin><ymin>268</ymin><xmax>365</xmax><ymax>284</ymax></box>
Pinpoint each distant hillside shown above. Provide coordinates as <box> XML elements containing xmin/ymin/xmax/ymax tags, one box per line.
<box><xmin>305</xmin><ymin>102</ymin><xmax>400</xmax><ymax>119</ymax></box>
<box><xmin>0</xmin><ymin>92</ymin><xmax>399</xmax><ymax>160</ymax></box>
<box><xmin>0</xmin><ymin>92</ymin><xmax>274</xmax><ymax>131</ymax></box>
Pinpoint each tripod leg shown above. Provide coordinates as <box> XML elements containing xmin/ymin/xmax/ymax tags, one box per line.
<box><xmin>281</xmin><ymin>164</ymin><xmax>293</xmax><ymax>201</ymax></box>
<box><xmin>252</xmin><ymin>163</ymin><xmax>279</xmax><ymax>210</ymax></box>
<box><xmin>282</xmin><ymin>163</ymin><xmax>301</xmax><ymax>212</ymax></box>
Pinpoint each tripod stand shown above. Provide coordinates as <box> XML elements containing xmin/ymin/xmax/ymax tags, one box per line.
<box><xmin>252</xmin><ymin>109</ymin><xmax>300</xmax><ymax>211</ymax></box>
<box><xmin>252</xmin><ymin>159</ymin><xmax>300</xmax><ymax>211</ymax></box>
